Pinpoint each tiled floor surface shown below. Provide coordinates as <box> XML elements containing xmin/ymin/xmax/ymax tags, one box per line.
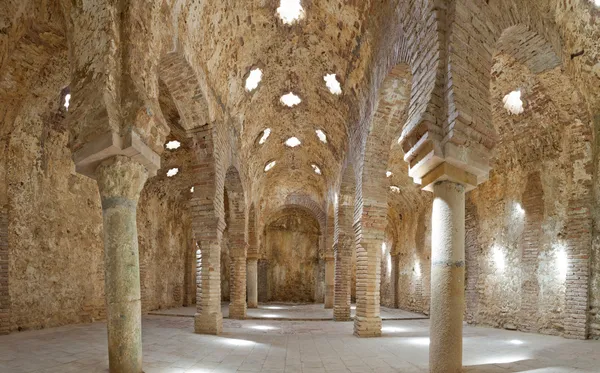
<box><xmin>1</xmin><ymin>309</ymin><xmax>599</xmax><ymax>372</ymax></box>
<box><xmin>148</xmin><ymin>303</ymin><xmax>427</xmax><ymax>321</ymax></box>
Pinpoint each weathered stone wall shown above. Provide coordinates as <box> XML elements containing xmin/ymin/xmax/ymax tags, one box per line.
<box><xmin>395</xmin><ymin>204</ymin><xmax>432</xmax><ymax>315</ymax></box>
<box><xmin>263</xmin><ymin>209</ymin><xmax>320</xmax><ymax>302</ymax></box>
<box><xmin>138</xmin><ymin>189</ymin><xmax>191</xmax><ymax>313</ymax></box>
<box><xmin>3</xmin><ymin>60</ymin><xmax>193</xmax><ymax>331</ymax></box>
<box><xmin>6</xmin><ymin>72</ymin><xmax>107</xmax><ymax>331</ymax></box>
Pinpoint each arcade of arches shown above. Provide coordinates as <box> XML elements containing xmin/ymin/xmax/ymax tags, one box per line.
<box><xmin>1</xmin><ymin>1</ymin><xmax>600</xmax><ymax>372</ymax></box>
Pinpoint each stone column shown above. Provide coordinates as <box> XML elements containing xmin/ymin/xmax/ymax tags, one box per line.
<box><xmin>247</xmin><ymin>258</ymin><xmax>258</xmax><ymax>308</ymax></box>
<box><xmin>195</xmin><ymin>239</ymin><xmax>223</xmax><ymax>335</ymax></box>
<box><xmin>430</xmin><ymin>181</ymin><xmax>465</xmax><ymax>373</ymax></box>
<box><xmin>324</xmin><ymin>256</ymin><xmax>334</xmax><ymax>309</ymax></box>
<box><xmin>96</xmin><ymin>156</ymin><xmax>148</xmax><ymax>373</ymax></box>
<box><xmin>229</xmin><ymin>254</ymin><xmax>247</xmax><ymax>319</ymax></box>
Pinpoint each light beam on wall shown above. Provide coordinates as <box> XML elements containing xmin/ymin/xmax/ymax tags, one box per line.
<box><xmin>556</xmin><ymin>244</ymin><xmax>568</xmax><ymax>281</ymax></box>
<box><xmin>492</xmin><ymin>245</ymin><xmax>506</xmax><ymax>273</ymax></box>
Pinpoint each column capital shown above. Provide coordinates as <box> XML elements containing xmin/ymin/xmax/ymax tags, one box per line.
<box><xmin>95</xmin><ymin>155</ymin><xmax>148</xmax><ymax>202</ymax></box>
<box><xmin>74</xmin><ymin>129</ymin><xmax>160</xmax><ymax>179</ymax></box>
<box><xmin>420</xmin><ymin>162</ymin><xmax>477</xmax><ymax>192</ymax></box>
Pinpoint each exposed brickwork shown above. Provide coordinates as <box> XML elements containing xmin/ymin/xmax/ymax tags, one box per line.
<box><xmin>190</xmin><ymin>123</ymin><xmax>227</xmax><ymax>335</ymax></box>
<box><xmin>225</xmin><ymin>167</ymin><xmax>247</xmax><ymax>320</ymax></box>
<box><xmin>334</xmin><ymin>166</ymin><xmax>354</xmax><ymax>321</ymax></box>
<box><xmin>465</xmin><ymin>198</ymin><xmax>480</xmax><ymax>324</ymax></box>
<box><xmin>563</xmin><ymin>120</ymin><xmax>593</xmax><ymax>339</ymax></box>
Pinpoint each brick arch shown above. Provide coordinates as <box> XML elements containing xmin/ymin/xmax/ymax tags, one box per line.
<box><xmin>352</xmin><ymin>63</ymin><xmax>413</xmax><ymax>337</ymax></box>
<box><xmin>264</xmin><ymin>205</ymin><xmax>323</xmax><ymax>234</ymax></box>
<box><xmin>446</xmin><ymin>1</ymin><xmax>563</xmax><ymax>156</ymax></box>
<box><xmin>158</xmin><ymin>52</ymin><xmax>211</xmax><ymax>134</ymax></box>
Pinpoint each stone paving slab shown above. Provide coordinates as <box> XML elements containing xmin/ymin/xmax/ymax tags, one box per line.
<box><xmin>1</xmin><ymin>315</ymin><xmax>599</xmax><ymax>373</ymax></box>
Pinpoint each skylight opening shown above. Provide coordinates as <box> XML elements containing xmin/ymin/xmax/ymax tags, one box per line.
<box><xmin>390</xmin><ymin>186</ymin><xmax>400</xmax><ymax>193</ymax></box>
<box><xmin>167</xmin><ymin>168</ymin><xmax>179</xmax><ymax>177</ymax></box>
<box><xmin>259</xmin><ymin>128</ymin><xmax>271</xmax><ymax>145</ymax></box>
<box><xmin>315</xmin><ymin>129</ymin><xmax>327</xmax><ymax>143</ymax></box>
<box><xmin>285</xmin><ymin>137</ymin><xmax>301</xmax><ymax>148</ymax></box>
<box><xmin>63</xmin><ymin>93</ymin><xmax>71</xmax><ymax>111</ymax></box>
<box><xmin>245</xmin><ymin>68</ymin><xmax>263</xmax><ymax>92</ymax></box>
<box><xmin>264</xmin><ymin>160</ymin><xmax>277</xmax><ymax>172</ymax></box>
<box><xmin>280</xmin><ymin>92</ymin><xmax>301</xmax><ymax>107</ymax></box>
<box><xmin>190</xmin><ymin>186</ymin><xmax>195</xmax><ymax>193</ymax></box>
<box><xmin>165</xmin><ymin>140</ymin><xmax>181</xmax><ymax>150</ymax></box>
<box><xmin>276</xmin><ymin>0</ymin><xmax>305</xmax><ymax>25</ymax></box>
<box><xmin>324</xmin><ymin>74</ymin><xmax>342</xmax><ymax>95</ymax></box>
<box><xmin>592</xmin><ymin>0</ymin><xmax>600</xmax><ymax>7</ymax></box>
<box><xmin>311</xmin><ymin>164</ymin><xmax>322</xmax><ymax>175</ymax></box>
<box><xmin>386</xmin><ymin>171</ymin><xmax>393</xmax><ymax>178</ymax></box>
<box><xmin>503</xmin><ymin>90</ymin><xmax>524</xmax><ymax>115</ymax></box>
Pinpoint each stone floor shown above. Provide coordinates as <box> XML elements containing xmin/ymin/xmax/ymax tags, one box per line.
<box><xmin>148</xmin><ymin>303</ymin><xmax>427</xmax><ymax>321</ymax></box>
<box><xmin>1</xmin><ymin>312</ymin><xmax>599</xmax><ymax>373</ymax></box>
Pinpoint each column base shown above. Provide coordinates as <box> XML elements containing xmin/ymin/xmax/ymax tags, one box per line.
<box><xmin>194</xmin><ymin>312</ymin><xmax>223</xmax><ymax>335</ymax></box>
<box><xmin>353</xmin><ymin>316</ymin><xmax>382</xmax><ymax>337</ymax></box>
<box><xmin>324</xmin><ymin>302</ymin><xmax>333</xmax><ymax>309</ymax></box>
<box><xmin>247</xmin><ymin>301</ymin><xmax>258</xmax><ymax>309</ymax></box>
<box><xmin>333</xmin><ymin>307</ymin><xmax>351</xmax><ymax>321</ymax></box>
<box><xmin>229</xmin><ymin>303</ymin><xmax>247</xmax><ymax>320</ymax></box>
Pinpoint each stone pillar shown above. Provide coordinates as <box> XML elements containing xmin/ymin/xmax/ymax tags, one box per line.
<box><xmin>334</xmin><ymin>241</ymin><xmax>352</xmax><ymax>321</ymax></box>
<box><xmin>229</xmin><ymin>254</ymin><xmax>247</xmax><ymax>319</ymax></box>
<box><xmin>430</xmin><ymin>181</ymin><xmax>465</xmax><ymax>373</ymax></box>
<box><xmin>324</xmin><ymin>256</ymin><xmax>334</xmax><ymax>309</ymax></box>
<box><xmin>247</xmin><ymin>258</ymin><xmax>258</xmax><ymax>308</ymax></box>
<box><xmin>195</xmin><ymin>239</ymin><xmax>223</xmax><ymax>335</ymax></box>
<box><xmin>96</xmin><ymin>156</ymin><xmax>148</xmax><ymax>373</ymax></box>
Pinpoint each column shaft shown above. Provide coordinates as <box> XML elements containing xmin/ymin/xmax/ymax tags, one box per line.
<box><xmin>247</xmin><ymin>258</ymin><xmax>258</xmax><ymax>308</ymax></box>
<box><xmin>195</xmin><ymin>239</ymin><xmax>223</xmax><ymax>334</ymax></box>
<box><xmin>229</xmin><ymin>255</ymin><xmax>247</xmax><ymax>319</ymax></box>
<box><xmin>430</xmin><ymin>181</ymin><xmax>465</xmax><ymax>373</ymax></box>
<box><xmin>96</xmin><ymin>156</ymin><xmax>148</xmax><ymax>373</ymax></box>
<box><xmin>334</xmin><ymin>240</ymin><xmax>352</xmax><ymax>321</ymax></box>
<box><xmin>324</xmin><ymin>257</ymin><xmax>334</xmax><ymax>309</ymax></box>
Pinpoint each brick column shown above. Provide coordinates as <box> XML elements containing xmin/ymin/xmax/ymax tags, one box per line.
<box><xmin>247</xmin><ymin>257</ymin><xmax>258</xmax><ymax>308</ymax></box>
<box><xmin>324</xmin><ymin>256</ymin><xmax>335</xmax><ymax>309</ymax></box>
<box><xmin>354</xmin><ymin>203</ymin><xmax>384</xmax><ymax>337</ymax></box>
<box><xmin>96</xmin><ymin>156</ymin><xmax>148</xmax><ymax>373</ymax></box>
<box><xmin>195</xmin><ymin>238</ymin><xmax>223</xmax><ymax>334</ymax></box>
<box><xmin>229</xmin><ymin>253</ymin><xmax>247</xmax><ymax>319</ymax></box>
<box><xmin>430</xmin><ymin>181</ymin><xmax>465</xmax><ymax>373</ymax></box>
<box><xmin>334</xmin><ymin>238</ymin><xmax>352</xmax><ymax>321</ymax></box>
